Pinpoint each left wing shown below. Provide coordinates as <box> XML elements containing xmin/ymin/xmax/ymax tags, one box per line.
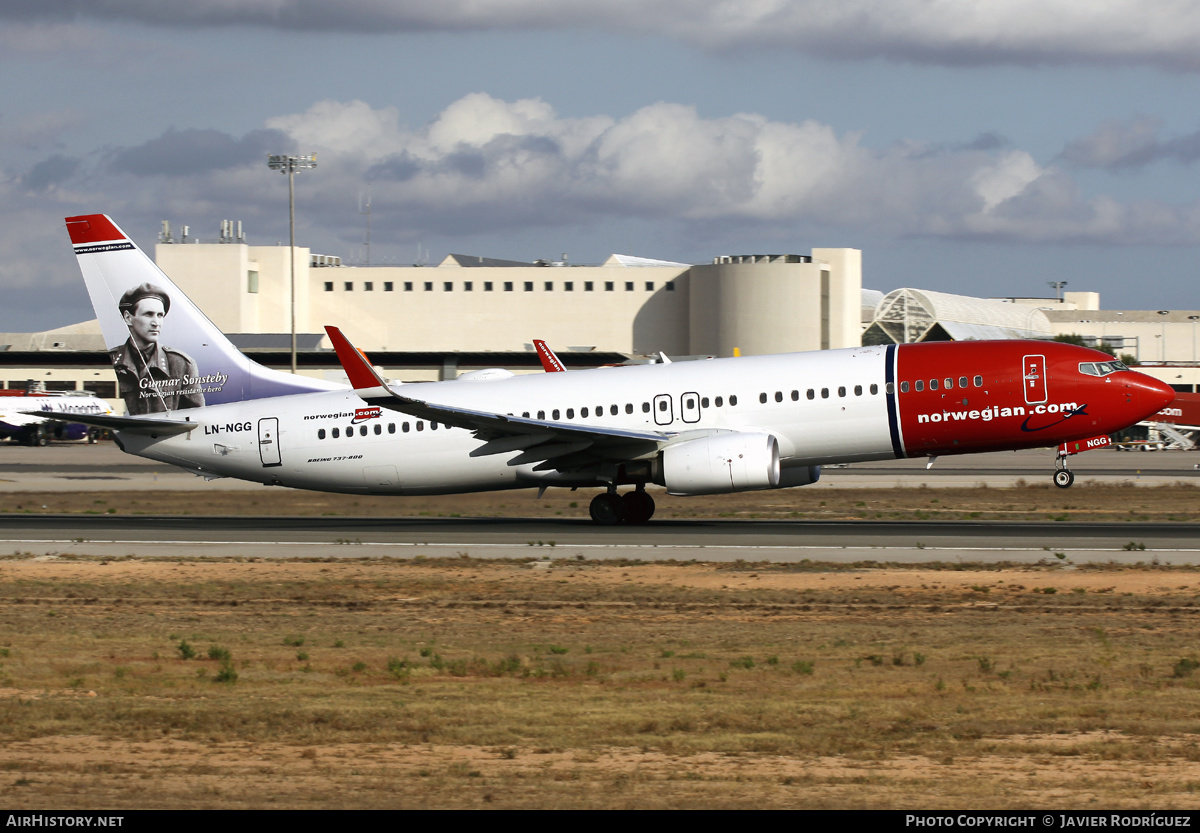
<box><xmin>325</xmin><ymin>326</ymin><xmax>669</xmax><ymax>471</ymax></box>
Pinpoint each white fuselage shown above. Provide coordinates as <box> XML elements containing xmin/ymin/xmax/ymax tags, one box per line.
<box><xmin>120</xmin><ymin>346</ymin><xmax>896</xmax><ymax>495</ymax></box>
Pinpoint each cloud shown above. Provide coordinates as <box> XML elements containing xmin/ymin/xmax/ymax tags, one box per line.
<box><xmin>241</xmin><ymin>95</ymin><xmax>1200</xmax><ymax>246</ymax></box>
<box><xmin>109</xmin><ymin>127</ymin><xmax>292</xmax><ymax>176</ymax></box>
<box><xmin>10</xmin><ymin>1</ymin><xmax>1200</xmax><ymax>71</ymax></box>
<box><xmin>1060</xmin><ymin>117</ymin><xmax>1200</xmax><ymax>170</ymax></box>
<box><xmin>20</xmin><ymin>154</ymin><xmax>81</xmax><ymax>192</ymax></box>
<box><xmin>8</xmin><ymin>93</ymin><xmax>1200</xmax><ymax>273</ymax></box>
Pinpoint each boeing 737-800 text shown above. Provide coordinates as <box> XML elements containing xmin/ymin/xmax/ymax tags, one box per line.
<box><xmin>45</xmin><ymin>214</ymin><xmax>1176</xmax><ymax>524</ymax></box>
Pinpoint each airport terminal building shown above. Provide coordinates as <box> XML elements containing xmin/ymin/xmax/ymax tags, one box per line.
<box><xmin>2</xmin><ymin>226</ymin><xmax>1197</xmax><ymax>405</ymax></box>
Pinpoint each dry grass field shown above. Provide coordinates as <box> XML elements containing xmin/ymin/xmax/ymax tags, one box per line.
<box><xmin>4</xmin><ymin>544</ymin><xmax>1200</xmax><ymax>807</ymax></box>
<box><xmin>1</xmin><ymin>479</ymin><xmax>1198</xmax><ymax>522</ymax></box>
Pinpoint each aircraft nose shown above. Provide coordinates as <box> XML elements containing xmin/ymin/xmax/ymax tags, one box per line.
<box><xmin>1133</xmin><ymin>373</ymin><xmax>1176</xmax><ymax>417</ymax></box>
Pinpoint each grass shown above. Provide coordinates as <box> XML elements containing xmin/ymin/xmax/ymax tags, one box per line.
<box><xmin>3</xmin><ymin>556</ymin><xmax>1200</xmax><ymax>808</ymax></box>
<box><xmin>2</xmin><ymin>482</ymin><xmax>1199</xmax><ymax>523</ymax></box>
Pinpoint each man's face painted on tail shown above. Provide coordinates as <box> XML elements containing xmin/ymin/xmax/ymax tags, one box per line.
<box><xmin>124</xmin><ymin>297</ymin><xmax>165</xmax><ymax>349</ymax></box>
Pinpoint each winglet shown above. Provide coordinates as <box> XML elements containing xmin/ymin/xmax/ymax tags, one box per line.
<box><xmin>533</xmin><ymin>339</ymin><xmax>566</xmax><ymax>372</ymax></box>
<box><xmin>325</xmin><ymin>326</ymin><xmax>390</xmax><ymax>392</ymax></box>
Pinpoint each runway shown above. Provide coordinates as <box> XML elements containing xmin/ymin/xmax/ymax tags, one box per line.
<box><xmin>2</xmin><ymin>443</ymin><xmax>1197</xmax><ymax>563</ymax></box>
<box><xmin>2</xmin><ymin>514</ymin><xmax>1197</xmax><ymax>564</ymax></box>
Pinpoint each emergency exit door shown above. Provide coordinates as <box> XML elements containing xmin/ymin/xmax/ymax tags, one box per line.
<box><xmin>258</xmin><ymin>417</ymin><xmax>282</xmax><ymax>467</ymax></box>
<box><xmin>1022</xmin><ymin>355</ymin><xmax>1047</xmax><ymax>405</ymax></box>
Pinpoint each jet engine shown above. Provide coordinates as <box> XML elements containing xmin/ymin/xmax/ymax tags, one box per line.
<box><xmin>658</xmin><ymin>431</ymin><xmax>780</xmax><ymax>495</ymax></box>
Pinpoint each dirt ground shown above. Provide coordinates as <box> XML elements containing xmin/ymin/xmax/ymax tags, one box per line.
<box><xmin>5</xmin><ymin>554</ymin><xmax>1200</xmax><ymax>808</ymax></box>
<box><xmin>2</xmin><ymin>480</ymin><xmax>1198</xmax><ymax>522</ymax></box>
<box><xmin>2</xmin><ymin>482</ymin><xmax>1198</xmax><ymax>808</ymax></box>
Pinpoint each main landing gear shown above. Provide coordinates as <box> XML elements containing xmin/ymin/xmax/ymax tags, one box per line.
<box><xmin>1053</xmin><ymin>454</ymin><xmax>1075</xmax><ymax>489</ymax></box>
<box><xmin>589</xmin><ymin>486</ymin><xmax>656</xmax><ymax>525</ymax></box>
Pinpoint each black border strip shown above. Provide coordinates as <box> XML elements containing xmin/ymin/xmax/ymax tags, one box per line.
<box><xmin>885</xmin><ymin>343</ymin><xmax>904</xmax><ymax>458</ymax></box>
<box><xmin>74</xmin><ymin>242</ymin><xmax>134</xmax><ymax>254</ymax></box>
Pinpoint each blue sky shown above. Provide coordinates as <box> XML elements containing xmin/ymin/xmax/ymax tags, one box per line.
<box><xmin>3</xmin><ymin>1</ymin><xmax>1200</xmax><ymax>331</ymax></box>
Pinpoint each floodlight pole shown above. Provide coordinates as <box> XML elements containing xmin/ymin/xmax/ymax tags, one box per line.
<box><xmin>267</xmin><ymin>153</ymin><xmax>317</xmax><ymax>373</ymax></box>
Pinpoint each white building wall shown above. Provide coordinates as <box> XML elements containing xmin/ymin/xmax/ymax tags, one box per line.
<box><xmin>151</xmin><ymin>243</ymin><xmax>860</xmax><ymax>358</ymax></box>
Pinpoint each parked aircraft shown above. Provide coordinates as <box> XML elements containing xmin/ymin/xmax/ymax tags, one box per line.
<box><xmin>1</xmin><ymin>390</ymin><xmax>112</xmax><ymax>445</ymax></box>
<box><xmin>44</xmin><ymin>214</ymin><xmax>1176</xmax><ymax>523</ymax></box>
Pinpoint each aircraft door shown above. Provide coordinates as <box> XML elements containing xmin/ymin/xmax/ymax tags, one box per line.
<box><xmin>680</xmin><ymin>391</ymin><xmax>701</xmax><ymax>424</ymax></box>
<box><xmin>653</xmin><ymin>394</ymin><xmax>674</xmax><ymax>426</ymax></box>
<box><xmin>1022</xmin><ymin>355</ymin><xmax>1048</xmax><ymax>405</ymax></box>
<box><xmin>258</xmin><ymin>417</ymin><xmax>282</xmax><ymax>467</ymax></box>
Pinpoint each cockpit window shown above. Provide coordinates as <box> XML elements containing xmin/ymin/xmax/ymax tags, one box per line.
<box><xmin>1079</xmin><ymin>361</ymin><xmax>1128</xmax><ymax>377</ymax></box>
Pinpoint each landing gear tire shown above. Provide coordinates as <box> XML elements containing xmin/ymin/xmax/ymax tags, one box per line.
<box><xmin>1053</xmin><ymin>469</ymin><xmax>1075</xmax><ymax>489</ymax></box>
<box><xmin>589</xmin><ymin>492</ymin><xmax>625</xmax><ymax>525</ymax></box>
<box><xmin>621</xmin><ymin>490</ymin><xmax>656</xmax><ymax>525</ymax></box>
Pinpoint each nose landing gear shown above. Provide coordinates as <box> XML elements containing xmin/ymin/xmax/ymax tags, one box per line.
<box><xmin>589</xmin><ymin>487</ymin><xmax>656</xmax><ymax>525</ymax></box>
<box><xmin>1053</xmin><ymin>452</ymin><xmax>1075</xmax><ymax>489</ymax></box>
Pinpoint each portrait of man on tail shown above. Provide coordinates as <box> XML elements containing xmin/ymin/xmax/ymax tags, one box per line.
<box><xmin>110</xmin><ymin>282</ymin><xmax>205</xmax><ymax>415</ymax></box>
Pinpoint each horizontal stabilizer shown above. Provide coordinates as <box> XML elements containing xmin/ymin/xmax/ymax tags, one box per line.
<box><xmin>22</xmin><ymin>411</ymin><xmax>198</xmax><ymax>437</ymax></box>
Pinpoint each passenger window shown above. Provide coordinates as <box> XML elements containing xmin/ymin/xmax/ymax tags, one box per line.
<box><xmin>625</xmin><ymin>404</ymin><xmax>633</xmax><ymax>414</ymax></box>
<box><xmin>944</xmin><ymin>378</ymin><xmax>953</xmax><ymax>389</ymax></box>
<box><xmin>929</xmin><ymin>379</ymin><xmax>938</xmax><ymax>391</ymax></box>
<box><xmin>915</xmin><ymin>380</ymin><xmax>924</xmax><ymax>392</ymax></box>
<box><xmin>775</xmin><ymin>391</ymin><xmax>783</xmax><ymax>403</ymax></box>
<box><xmin>973</xmin><ymin>376</ymin><xmax>983</xmax><ymax>387</ymax></box>
<box><xmin>900</xmin><ymin>382</ymin><xmax>909</xmax><ymax>393</ymax></box>
<box><xmin>854</xmin><ymin>385</ymin><xmax>862</xmax><ymax>396</ymax></box>
<box><xmin>760</xmin><ymin>393</ymin><xmax>768</xmax><ymax>404</ymax></box>
<box><xmin>791</xmin><ymin>390</ymin><xmax>798</xmax><ymax>401</ymax></box>
<box><xmin>871</xmin><ymin>383</ymin><xmax>879</xmax><ymax>395</ymax></box>
<box><xmin>610</xmin><ymin>405</ymin><xmax>618</xmax><ymax>416</ymax></box>
<box><xmin>374</xmin><ymin>424</ymin><xmax>381</xmax><ymax>435</ymax></box>
<box><xmin>430</xmin><ymin>422</ymin><xmax>437</xmax><ymax>431</ymax></box>
<box><xmin>567</xmin><ymin>408</ymin><xmax>574</xmax><ymax>419</ymax></box>
<box><xmin>730</xmin><ymin>395</ymin><xmax>738</xmax><ymax>406</ymax></box>
<box><xmin>402</xmin><ymin>423</ymin><xmax>410</xmax><ymax>433</ymax></box>
<box><xmin>388</xmin><ymin>423</ymin><xmax>396</xmax><ymax>434</ymax></box>
<box><xmin>416</xmin><ymin>422</ymin><xmax>424</xmax><ymax>431</ymax></box>
<box><xmin>701</xmin><ymin>397</ymin><xmax>709</xmax><ymax>408</ymax></box>
<box><xmin>642</xmin><ymin>402</ymin><xmax>650</xmax><ymax>413</ymax></box>
<box><xmin>552</xmin><ymin>409</ymin><xmax>560</xmax><ymax>420</ymax></box>
<box><xmin>838</xmin><ymin>386</ymin><xmax>846</xmax><ymax>397</ymax></box>
<box><xmin>821</xmin><ymin>388</ymin><xmax>829</xmax><ymax>399</ymax></box>
<box><xmin>332</xmin><ymin>427</ymin><xmax>339</xmax><ymax>438</ymax></box>
<box><xmin>582</xmin><ymin>407</ymin><xmax>589</xmax><ymax>418</ymax></box>
<box><xmin>807</xmin><ymin>389</ymin><xmax>815</xmax><ymax>400</ymax></box>
<box><xmin>959</xmin><ymin>376</ymin><xmax>968</xmax><ymax>388</ymax></box>
<box><xmin>537</xmin><ymin>410</ymin><xmax>545</xmax><ymax>420</ymax></box>
<box><xmin>658</xmin><ymin>401</ymin><xmax>668</xmax><ymax>411</ymax></box>
<box><xmin>318</xmin><ymin>429</ymin><xmax>326</xmax><ymax>439</ymax></box>
<box><xmin>715</xmin><ymin>397</ymin><xmax>723</xmax><ymax>407</ymax></box>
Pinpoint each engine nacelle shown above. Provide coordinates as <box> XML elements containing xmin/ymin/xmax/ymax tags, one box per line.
<box><xmin>659</xmin><ymin>432</ymin><xmax>781</xmax><ymax>495</ymax></box>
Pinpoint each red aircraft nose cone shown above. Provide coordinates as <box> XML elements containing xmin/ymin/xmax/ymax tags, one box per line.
<box><xmin>1136</xmin><ymin>374</ymin><xmax>1177</xmax><ymax>417</ymax></box>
